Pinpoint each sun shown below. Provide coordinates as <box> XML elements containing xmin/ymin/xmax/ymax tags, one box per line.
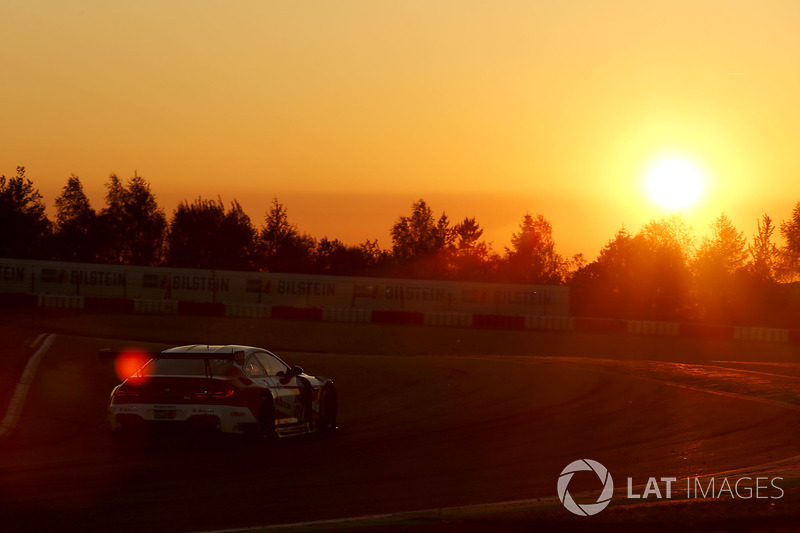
<box><xmin>644</xmin><ymin>156</ymin><xmax>706</xmax><ymax>210</ymax></box>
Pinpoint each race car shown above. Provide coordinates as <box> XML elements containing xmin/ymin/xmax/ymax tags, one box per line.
<box><xmin>107</xmin><ymin>344</ymin><xmax>337</xmax><ymax>444</ymax></box>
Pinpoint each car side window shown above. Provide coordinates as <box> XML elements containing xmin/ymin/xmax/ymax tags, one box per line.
<box><xmin>244</xmin><ymin>356</ymin><xmax>267</xmax><ymax>378</ymax></box>
<box><xmin>256</xmin><ymin>352</ymin><xmax>289</xmax><ymax>376</ymax></box>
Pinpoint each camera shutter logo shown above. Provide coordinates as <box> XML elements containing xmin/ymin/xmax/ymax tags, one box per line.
<box><xmin>557</xmin><ymin>459</ymin><xmax>614</xmax><ymax>516</ymax></box>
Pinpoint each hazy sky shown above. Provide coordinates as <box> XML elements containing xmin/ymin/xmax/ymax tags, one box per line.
<box><xmin>3</xmin><ymin>1</ymin><xmax>799</xmax><ymax>259</ymax></box>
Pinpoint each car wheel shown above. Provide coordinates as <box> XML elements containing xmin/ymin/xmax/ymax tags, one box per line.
<box><xmin>256</xmin><ymin>397</ymin><xmax>276</xmax><ymax>444</ymax></box>
<box><xmin>319</xmin><ymin>387</ymin><xmax>338</xmax><ymax>432</ymax></box>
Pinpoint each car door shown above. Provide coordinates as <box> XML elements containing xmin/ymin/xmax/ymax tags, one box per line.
<box><xmin>255</xmin><ymin>351</ymin><xmax>303</xmax><ymax>426</ymax></box>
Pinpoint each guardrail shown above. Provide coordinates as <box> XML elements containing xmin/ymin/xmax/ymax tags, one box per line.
<box><xmin>733</xmin><ymin>326</ymin><xmax>789</xmax><ymax>343</ymax></box>
<box><xmin>225</xmin><ymin>303</ymin><xmax>270</xmax><ymax>319</ymax></box>
<box><xmin>322</xmin><ymin>308</ymin><xmax>372</xmax><ymax>323</ymax></box>
<box><xmin>134</xmin><ymin>299</ymin><xmax>178</xmax><ymax>314</ymax></box>
<box><xmin>3</xmin><ymin>291</ymin><xmax>799</xmax><ymax>344</ymax></box>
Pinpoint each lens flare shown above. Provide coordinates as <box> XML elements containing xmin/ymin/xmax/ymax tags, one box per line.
<box><xmin>114</xmin><ymin>348</ymin><xmax>151</xmax><ymax>382</ymax></box>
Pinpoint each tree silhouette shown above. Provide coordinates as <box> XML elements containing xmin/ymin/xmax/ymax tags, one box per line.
<box><xmin>453</xmin><ymin>217</ymin><xmax>483</xmax><ymax>250</ymax></box>
<box><xmin>748</xmin><ymin>214</ymin><xmax>778</xmax><ymax>282</ymax></box>
<box><xmin>390</xmin><ymin>199</ymin><xmax>453</xmax><ymax>278</ymax></box>
<box><xmin>4</xmin><ymin>163</ymin><xmax>800</xmax><ymax>328</ymax></box>
<box><xmin>98</xmin><ymin>173</ymin><xmax>167</xmax><ymax>266</ymax></box>
<box><xmin>258</xmin><ymin>197</ymin><xmax>316</xmax><ymax>272</ymax></box>
<box><xmin>357</xmin><ymin>239</ymin><xmax>390</xmax><ymax>274</ymax></box>
<box><xmin>449</xmin><ymin>217</ymin><xmax>495</xmax><ymax>280</ymax></box>
<box><xmin>694</xmin><ymin>214</ymin><xmax>748</xmax><ymax>274</ymax></box>
<box><xmin>97</xmin><ymin>175</ymin><xmax>125</xmax><ymax>263</ymax></box>
<box><xmin>52</xmin><ymin>175</ymin><xmax>100</xmax><ymax>262</ymax></box>
<box><xmin>221</xmin><ymin>200</ymin><xmax>258</xmax><ymax>269</ymax></box>
<box><xmin>0</xmin><ymin>167</ymin><xmax>50</xmax><ymax>259</ymax></box>
<box><xmin>313</xmin><ymin>237</ymin><xmax>348</xmax><ymax>274</ymax></box>
<box><xmin>693</xmin><ymin>214</ymin><xmax>748</xmax><ymax>321</ymax></box>
<box><xmin>572</xmin><ymin>228</ymin><xmax>637</xmax><ymax>318</ymax></box>
<box><xmin>571</xmin><ymin>223</ymin><xmax>692</xmax><ymax>320</ymax></box>
<box><xmin>779</xmin><ymin>202</ymin><xmax>800</xmax><ymax>281</ymax></box>
<box><xmin>392</xmin><ymin>200</ymin><xmax>448</xmax><ymax>258</ymax></box>
<box><xmin>311</xmin><ymin>237</ymin><xmax>390</xmax><ymax>275</ymax></box>
<box><xmin>501</xmin><ymin>213</ymin><xmax>564</xmax><ymax>284</ymax></box>
<box><xmin>639</xmin><ymin>215</ymin><xmax>695</xmax><ymax>262</ymax></box>
<box><xmin>166</xmin><ymin>197</ymin><xmax>256</xmax><ymax>270</ymax></box>
<box><xmin>563</xmin><ymin>253</ymin><xmax>587</xmax><ymax>282</ymax></box>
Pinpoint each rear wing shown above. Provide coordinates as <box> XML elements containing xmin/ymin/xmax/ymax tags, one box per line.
<box><xmin>98</xmin><ymin>348</ymin><xmax>159</xmax><ymax>360</ymax></box>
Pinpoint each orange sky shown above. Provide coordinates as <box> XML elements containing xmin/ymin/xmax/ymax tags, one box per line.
<box><xmin>3</xmin><ymin>1</ymin><xmax>800</xmax><ymax>259</ymax></box>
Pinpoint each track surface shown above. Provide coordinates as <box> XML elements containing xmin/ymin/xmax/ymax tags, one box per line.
<box><xmin>0</xmin><ymin>331</ymin><xmax>798</xmax><ymax>532</ymax></box>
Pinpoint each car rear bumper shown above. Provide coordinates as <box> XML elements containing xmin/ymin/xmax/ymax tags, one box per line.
<box><xmin>109</xmin><ymin>403</ymin><xmax>257</xmax><ymax>434</ymax></box>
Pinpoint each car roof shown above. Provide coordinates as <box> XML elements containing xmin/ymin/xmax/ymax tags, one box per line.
<box><xmin>161</xmin><ymin>344</ymin><xmax>264</xmax><ymax>356</ymax></box>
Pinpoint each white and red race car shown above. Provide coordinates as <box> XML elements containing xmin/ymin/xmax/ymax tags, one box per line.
<box><xmin>107</xmin><ymin>344</ymin><xmax>337</xmax><ymax>443</ymax></box>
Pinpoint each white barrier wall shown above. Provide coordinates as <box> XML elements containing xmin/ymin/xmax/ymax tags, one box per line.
<box><xmin>0</xmin><ymin>258</ymin><xmax>570</xmax><ymax>316</ymax></box>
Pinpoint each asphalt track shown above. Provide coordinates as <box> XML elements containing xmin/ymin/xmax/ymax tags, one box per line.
<box><xmin>0</xmin><ymin>321</ymin><xmax>799</xmax><ymax>532</ymax></box>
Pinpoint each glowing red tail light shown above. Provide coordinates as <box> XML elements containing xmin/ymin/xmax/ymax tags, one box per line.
<box><xmin>115</xmin><ymin>388</ymin><xmax>141</xmax><ymax>398</ymax></box>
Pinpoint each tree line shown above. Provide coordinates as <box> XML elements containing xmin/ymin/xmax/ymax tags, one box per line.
<box><xmin>2</xmin><ymin>167</ymin><xmax>800</xmax><ymax>326</ymax></box>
